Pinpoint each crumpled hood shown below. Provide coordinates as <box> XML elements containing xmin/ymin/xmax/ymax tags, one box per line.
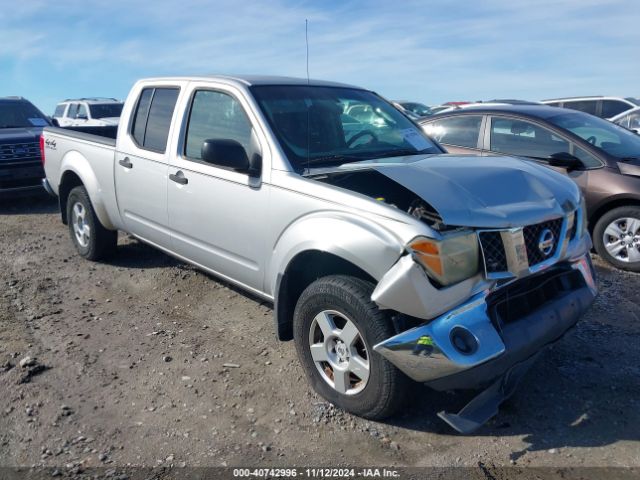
<box><xmin>314</xmin><ymin>154</ymin><xmax>581</xmax><ymax>228</ymax></box>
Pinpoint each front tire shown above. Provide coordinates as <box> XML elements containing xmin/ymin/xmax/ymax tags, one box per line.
<box><xmin>593</xmin><ymin>206</ymin><xmax>640</xmax><ymax>272</ymax></box>
<box><xmin>67</xmin><ymin>186</ymin><xmax>117</xmax><ymax>261</ymax></box>
<box><xmin>293</xmin><ymin>275</ymin><xmax>409</xmax><ymax>420</ymax></box>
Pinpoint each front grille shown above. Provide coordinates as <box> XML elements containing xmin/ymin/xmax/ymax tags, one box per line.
<box><xmin>0</xmin><ymin>142</ymin><xmax>41</xmax><ymax>163</ymax></box>
<box><xmin>487</xmin><ymin>267</ymin><xmax>585</xmax><ymax>328</ymax></box>
<box><xmin>523</xmin><ymin>218</ymin><xmax>563</xmax><ymax>266</ymax></box>
<box><xmin>478</xmin><ymin>217</ymin><xmax>566</xmax><ymax>275</ymax></box>
<box><xmin>478</xmin><ymin>231</ymin><xmax>508</xmax><ymax>273</ymax></box>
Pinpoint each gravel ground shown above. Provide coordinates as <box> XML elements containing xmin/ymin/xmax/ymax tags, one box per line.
<box><xmin>0</xmin><ymin>195</ymin><xmax>639</xmax><ymax>477</ymax></box>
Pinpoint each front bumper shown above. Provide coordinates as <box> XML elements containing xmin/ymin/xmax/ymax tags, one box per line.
<box><xmin>373</xmin><ymin>254</ymin><xmax>597</xmax><ymax>388</ymax></box>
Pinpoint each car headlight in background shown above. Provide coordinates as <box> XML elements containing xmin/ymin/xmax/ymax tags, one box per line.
<box><xmin>408</xmin><ymin>232</ymin><xmax>480</xmax><ymax>286</ymax></box>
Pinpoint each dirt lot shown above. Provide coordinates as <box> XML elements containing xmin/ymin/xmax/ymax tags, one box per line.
<box><xmin>1</xmin><ymin>195</ymin><xmax>639</xmax><ymax>477</ymax></box>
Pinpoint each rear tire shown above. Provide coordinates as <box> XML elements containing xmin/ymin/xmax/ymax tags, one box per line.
<box><xmin>593</xmin><ymin>206</ymin><xmax>640</xmax><ymax>272</ymax></box>
<box><xmin>293</xmin><ymin>275</ymin><xmax>409</xmax><ymax>420</ymax></box>
<box><xmin>67</xmin><ymin>186</ymin><xmax>117</xmax><ymax>261</ymax></box>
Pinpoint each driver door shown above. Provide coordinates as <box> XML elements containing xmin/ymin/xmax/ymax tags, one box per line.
<box><xmin>167</xmin><ymin>86</ymin><xmax>269</xmax><ymax>292</ymax></box>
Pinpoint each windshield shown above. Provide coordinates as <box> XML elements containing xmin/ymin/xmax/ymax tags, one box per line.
<box><xmin>89</xmin><ymin>103</ymin><xmax>123</xmax><ymax>119</ymax></box>
<box><xmin>0</xmin><ymin>101</ymin><xmax>49</xmax><ymax>128</ymax></box>
<box><xmin>251</xmin><ymin>86</ymin><xmax>441</xmax><ymax>170</ymax></box>
<box><xmin>547</xmin><ymin>111</ymin><xmax>640</xmax><ymax>159</ymax></box>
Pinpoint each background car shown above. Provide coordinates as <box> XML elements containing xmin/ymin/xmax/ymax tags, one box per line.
<box><xmin>53</xmin><ymin>97</ymin><xmax>123</xmax><ymax>127</ymax></box>
<box><xmin>611</xmin><ymin>106</ymin><xmax>640</xmax><ymax>134</ymax></box>
<box><xmin>0</xmin><ymin>96</ymin><xmax>49</xmax><ymax>196</ymax></box>
<box><xmin>420</xmin><ymin>104</ymin><xmax>640</xmax><ymax>271</ymax></box>
<box><xmin>541</xmin><ymin>96</ymin><xmax>640</xmax><ymax>120</ymax></box>
<box><xmin>394</xmin><ymin>101</ymin><xmax>432</xmax><ymax>117</ymax></box>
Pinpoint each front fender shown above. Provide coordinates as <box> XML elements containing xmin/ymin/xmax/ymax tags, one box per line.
<box><xmin>60</xmin><ymin>151</ymin><xmax>116</xmax><ymax>230</ymax></box>
<box><xmin>267</xmin><ymin>211</ymin><xmax>405</xmax><ymax>296</ymax></box>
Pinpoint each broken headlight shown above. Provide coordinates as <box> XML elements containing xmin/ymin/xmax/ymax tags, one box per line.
<box><xmin>408</xmin><ymin>232</ymin><xmax>480</xmax><ymax>286</ymax></box>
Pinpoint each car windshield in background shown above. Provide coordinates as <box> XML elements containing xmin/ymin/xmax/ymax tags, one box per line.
<box><xmin>0</xmin><ymin>101</ymin><xmax>49</xmax><ymax>128</ymax></box>
<box><xmin>89</xmin><ymin>103</ymin><xmax>123</xmax><ymax>119</ymax></box>
<box><xmin>547</xmin><ymin>111</ymin><xmax>640</xmax><ymax>159</ymax></box>
<box><xmin>251</xmin><ymin>85</ymin><xmax>441</xmax><ymax>170</ymax></box>
<box><xmin>401</xmin><ymin>102</ymin><xmax>432</xmax><ymax>116</ymax></box>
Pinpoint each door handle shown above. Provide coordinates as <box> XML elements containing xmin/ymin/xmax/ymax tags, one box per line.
<box><xmin>169</xmin><ymin>171</ymin><xmax>188</xmax><ymax>185</ymax></box>
<box><xmin>119</xmin><ymin>157</ymin><xmax>133</xmax><ymax>169</ymax></box>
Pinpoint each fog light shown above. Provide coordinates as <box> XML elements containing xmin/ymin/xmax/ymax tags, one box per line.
<box><xmin>450</xmin><ymin>327</ymin><xmax>478</xmax><ymax>355</ymax></box>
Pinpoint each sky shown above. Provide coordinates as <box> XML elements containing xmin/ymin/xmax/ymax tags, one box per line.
<box><xmin>1</xmin><ymin>0</ymin><xmax>639</xmax><ymax>114</ymax></box>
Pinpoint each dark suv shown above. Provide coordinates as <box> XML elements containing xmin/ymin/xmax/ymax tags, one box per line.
<box><xmin>0</xmin><ymin>97</ymin><xmax>50</xmax><ymax>196</ymax></box>
<box><xmin>420</xmin><ymin>104</ymin><xmax>640</xmax><ymax>272</ymax></box>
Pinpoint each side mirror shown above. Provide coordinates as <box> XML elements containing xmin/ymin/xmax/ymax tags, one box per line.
<box><xmin>76</xmin><ymin>113</ymin><xmax>88</xmax><ymax>120</ymax></box>
<box><xmin>201</xmin><ymin>139</ymin><xmax>260</xmax><ymax>174</ymax></box>
<box><xmin>548</xmin><ymin>152</ymin><xmax>584</xmax><ymax>170</ymax></box>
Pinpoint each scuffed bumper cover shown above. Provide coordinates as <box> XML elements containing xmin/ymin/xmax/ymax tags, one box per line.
<box><xmin>373</xmin><ymin>254</ymin><xmax>597</xmax><ymax>387</ymax></box>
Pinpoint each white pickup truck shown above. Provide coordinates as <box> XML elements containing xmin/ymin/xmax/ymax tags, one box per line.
<box><xmin>41</xmin><ymin>75</ymin><xmax>597</xmax><ymax>433</ymax></box>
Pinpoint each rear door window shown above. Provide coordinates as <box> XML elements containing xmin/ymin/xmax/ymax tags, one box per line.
<box><xmin>563</xmin><ymin>100</ymin><xmax>597</xmax><ymax>116</ymax></box>
<box><xmin>422</xmin><ymin>115</ymin><xmax>483</xmax><ymax>148</ymax></box>
<box><xmin>130</xmin><ymin>87</ymin><xmax>180</xmax><ymax>152</ymax></box>
<box><xmin>77</xmin><ymin>104</ymin><xmax>88</xmax><ymax>119</ymax></box>
<box><xmin>489</xmin><ymin>117</ymin><xmax>570</xmax><ymax>159</ymax></box>
<box><xmin>67</xmin><ymin>104</ymin><xmax>78</xmax><ymax>119</ymax></box>
<box><xmin>602</xmin><ymin>100</ymin><xmax>630</xmax><ymax>119</ymax></box>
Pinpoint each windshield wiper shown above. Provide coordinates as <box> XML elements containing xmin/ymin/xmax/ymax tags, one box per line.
<box><xmin>305</xmin><ymin>154</ymin><xmax>371</xmax><ymax>167</ymax></box>
<box><xmin>370</xmin><ymin>148</ymin><xmax>434</xmax><ymax>159</ymax></box>
<box><xmin>620</xmin><ymin>157</ymin><xmax>639</xmax><ymax>162</ymax></box>
<box><xmin>0</xmin><ymin>125</ymin><xmax>25</xmax><ymax>129</ymax></box>
<box><xmin>304</xmin><ymin>148</ymin><xmax>435</xmax><ymax>169</ymax></box>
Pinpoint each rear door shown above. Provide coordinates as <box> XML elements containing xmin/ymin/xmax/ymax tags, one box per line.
<box><xmin>421</xmin><ymin>115</ymin><xmax>485</xmax><ymax>154</ymax></box>
<box><xmin>114</xmin><ymin>85</ymin><xmax>182</xmax><ymax>248</ymax></box>
<box><xmin>167</xmin><ymin>83</ymin><xmax>269</xmax><ymax>292</ymax></box>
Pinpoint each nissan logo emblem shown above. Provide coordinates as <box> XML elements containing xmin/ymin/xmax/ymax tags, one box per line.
<box><xmin>538</xmin><ymin>228</ymin><xmax>555</xmax><ymax>257</ymax></box>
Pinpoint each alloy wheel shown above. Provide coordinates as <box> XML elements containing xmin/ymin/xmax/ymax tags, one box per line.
<box><xmin>308</xmin><ymin>310</ymin><xmax>370</xmax><ymax>395</ymax></box>
<box><xmin>603</xmin><ymin>217</ymin><xmax>640</xmax><ymax>263</ymax></box>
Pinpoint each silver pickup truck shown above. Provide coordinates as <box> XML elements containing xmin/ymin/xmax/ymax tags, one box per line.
<box><xmin>42</xmin><ymin>75</ymin><xmax>597</xmax><ymax>433</ymax></box>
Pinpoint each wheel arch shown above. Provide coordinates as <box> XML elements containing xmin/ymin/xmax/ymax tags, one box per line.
<box><xmin>58</xmin><ymin>152</ymin><xmax>115</xmax><ymax>230</ymax></box>
<box><xmin>274</xmin><ymin>250</ymin><xmax>378</xmax><ymax>341</ymax></box>
<box><xmin>588</xmin><ymin>195</ymin><xmax>640</xmax><ymax>234</ymax></box>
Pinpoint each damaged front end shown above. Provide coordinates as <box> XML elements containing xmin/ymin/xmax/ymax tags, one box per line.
<box><xmin>373</xmin><ymin>254</ymin><xmax>597</xmax><ymax>433</ymax></box>
<box><xmin>309</xmin><ymin>156</ymin><xmax>597</xmax><ymax>432</ymax></box>
<box><xmin>369</xmin><ymin>200</ymin><xmax>596</xmax><ymax>433</ymax></box>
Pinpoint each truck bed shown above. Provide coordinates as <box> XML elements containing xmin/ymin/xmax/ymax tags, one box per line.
<box><xmin>42</xmin><ymin>125</ymin><xmax>120</xmax><ymax>230</ymax></box>
<box><xmin>44</xmin><ymin>125</ymin><xmax>117</xmax><ymax>146</ymax></box>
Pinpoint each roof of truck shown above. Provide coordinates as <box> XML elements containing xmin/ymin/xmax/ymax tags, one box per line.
<box><xmin>58</xmin><ymin>98</ymin><xmax>121</xmax><ymax>104</ymax></box>
<box><xmin>140</xmin><ymin>75</ymin><xmax>362</xmax><ymax>89</ymax></box>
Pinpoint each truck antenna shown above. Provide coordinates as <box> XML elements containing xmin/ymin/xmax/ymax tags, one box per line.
<box><xmin>305</xmin><ymin>19</ymin><xmax>310</xmax><ymax>84</ymax></box>
<box><xmin>305</xmin><ymin>19</ymin><xmax>311</xmax><ymax>173</ymax></box>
